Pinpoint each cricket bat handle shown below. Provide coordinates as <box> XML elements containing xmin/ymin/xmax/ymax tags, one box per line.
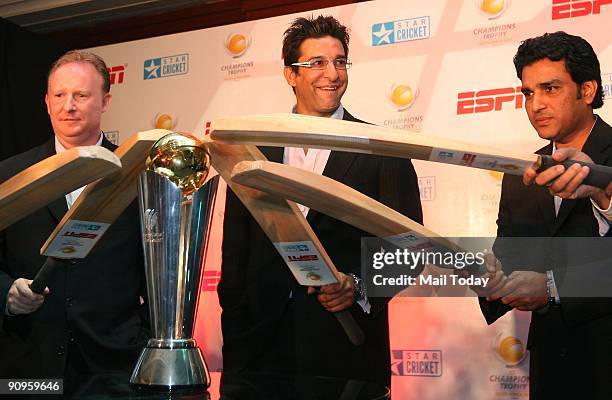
<box><xmin>30</xmin><ymin>257</ymin><xmax>67</xmax><ymax>294</ymax></box>
<box><xmin>335</xmin><ymin>310</ymin><xmax>365</xmax><ymax>346</ymax></box>
<box><xmin>537</xmin><ymin>155</ymin><xmax>612</xmax><ymax>189</ymax></box>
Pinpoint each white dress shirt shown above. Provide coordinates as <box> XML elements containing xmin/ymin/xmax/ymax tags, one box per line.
<box><xmin>55</xmin><ymin>132</ymin><xmax>104</xmax><ymax>209</ymax></box>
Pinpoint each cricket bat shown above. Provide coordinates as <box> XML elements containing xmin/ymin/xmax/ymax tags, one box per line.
<box><xmin>30</xmin><ymin>129</ymin><xmax>170</xmax><ymax>294</ymax></box>
<box><xmin>0</xmin><ymin>146</ymin><xmax>121</xmax><ymax>232</ymax></box>
<box><xmin>205</xmin><ymin>138</ymin><xmax>365</xmax><ymax>346</ymax></box>
<box><xmin>230</xmin><ymin>160</ymin><xmax>488</xmax><ymax>275</ymax></box>
<box><xmin>211</xmin><ymin>113</ymin><xmax>612</xmax><ymax>189</ymax></box>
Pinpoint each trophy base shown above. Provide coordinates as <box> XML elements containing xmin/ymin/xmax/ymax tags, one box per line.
<box><xmin>130</xmin><ymin>344</ymin><xmax>211</xmax><ymax>391</ymax></box>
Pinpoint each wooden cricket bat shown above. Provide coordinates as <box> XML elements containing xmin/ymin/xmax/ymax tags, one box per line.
<box><xmin>211</xmin><ymin>113</ymin><xmax>612</xmax><ymax>189</ymax></box>
<box><xmin>205</xmin><ymin>138</ymin><xmax>365</xmax><ymax>346</ymax></box>
<box><xmin>0</xmin><ymin>146</ymin><xmax>121</xmax><ymax>232</ymax></box>
<box><xmin>30</xmin><ymin>129</ymin><xmax>170</xmax><ymax>294</ymax></box>
<box><xmin>230</xmin><ymin>160</ymin><xmax>487</xmax><ymax>275</ymax></box>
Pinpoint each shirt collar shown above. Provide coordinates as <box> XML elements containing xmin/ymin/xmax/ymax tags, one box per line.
<box><xmin>291</xmin><ymin>104</ymin><xmax>345</xmax><ymax>120</ymax></box>
<box><xmin>55</xmin><ymin>131</ymin><xmax>104</xmax><ymax>154</ymax></box>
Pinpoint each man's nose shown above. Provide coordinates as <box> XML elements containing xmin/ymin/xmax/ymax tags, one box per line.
<box><xmin>63</xmin><ymin>96</ymin><xmax>76</xmax><ymax>111</ymax></box>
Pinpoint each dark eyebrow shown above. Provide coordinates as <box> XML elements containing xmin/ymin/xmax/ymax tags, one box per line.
<box><xmin>537</xmin><ymin>79</ymin><xmax>563</xmax><ymax>88</ymax></box>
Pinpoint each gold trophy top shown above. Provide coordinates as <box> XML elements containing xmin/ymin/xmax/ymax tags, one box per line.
<box><xmin>146</xmin><ymin>132</ymin><xmax>210</xmax><ymax>196</ymax></box>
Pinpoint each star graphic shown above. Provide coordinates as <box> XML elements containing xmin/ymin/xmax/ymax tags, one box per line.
<box><xmin>373</xmin><ymin>24</ymin><xmax>393</xmax><ymax>45</ymax></box>
<box><xmin>390</xmin><ymin>355</ymin><xmax>402</xmax><ymax>376</ymax></box>
<box><xmin>144</xmin><ymin>60</ymin><xmax>160</xmax><ymax>79</ymax></box>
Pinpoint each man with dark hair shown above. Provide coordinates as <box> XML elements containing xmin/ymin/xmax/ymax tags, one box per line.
<box><xmin>219</xmin><ymin>15</ymin><xmax>422</xmax><ymax>387</ymax></box>
<box><xmin>0</xmin><ymin>50</ymin><xmax>148</xmax><ymax>383</ymax></box>
<box><xmin>478</xmin><ymin>32</ymin><xmax>612</xmax><ymax>399</ymax></box>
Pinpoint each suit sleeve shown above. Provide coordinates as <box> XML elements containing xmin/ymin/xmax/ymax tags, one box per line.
<box><xmin>0</xmin><ymin>229</ymin><xmax>15</xmax><ymax>328</ymax></box>
<box><xmin>370</xmin><ymin>155</ymin><xmax>424</xmax><ymax>301</ymax></box>
<box><xmin>218</xmin><ymin>185</ymin><xmax>252</xmax><ymax>311</ymax></box>
<box><xmin>478</xmin><ymin>175</ymin><xmax>513</xmax><ymax>325</ymax></box>
<box><xmin>377</xmin><ymin>155</ymin><xmax>423</xmax><ymax>224</ymax></box>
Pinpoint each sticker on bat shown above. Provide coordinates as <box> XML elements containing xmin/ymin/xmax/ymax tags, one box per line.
<box><xmin>429</xmin><ymin>148</ymin><xmax>533</xmax><ymax>174</ymax></box>
<box><xmin>274</xmin><ymin>240</ymin><xmax>337</xmax><ymax>286</ymax></box>
<box><xmin>44</xmin><ymin>220</ymin><xmax>110</xmax><ymax>259</ymax></box>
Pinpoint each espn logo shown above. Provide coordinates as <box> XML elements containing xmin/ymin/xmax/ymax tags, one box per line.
<box><xmin>62</xmin><ymin>231</ymin><xmax>98</xmax><ymax>239</ymax></box>
<box><xmin>201</xmin><ymin>270</ymin><xmax>221</xmax><ymax>291</ymax></box>
<box><xmin>552</xmin><ymin>0</ymin><xmax>612</xmax><ymax>19</ymax></box>
<box><xmin>107</xmin><ymin>65</ymin><xmax>126</xmax><ymax>85</ymax></box>
<box><xmin>288</xmin><ymin>255</ymin><xmax>319</xmax><ymax>262</ymax></box>
<box><xmin>457</xmin><ymin>87</ymin><xmax>523</xmax><ymax>114</ymax></box>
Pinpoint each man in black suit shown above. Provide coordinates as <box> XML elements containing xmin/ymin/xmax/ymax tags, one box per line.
<box><xmin>0</xmin><ymin>51</ymin><xmax>148</xmax><ymax>383</ymax></box>
<box><xmin>478</xmin><ymin>32</ymin><xmax>612</xmax><ymax>399</ymax></box>
<box><xmin>218</xmin><ymin>15</ymin><xmax>422</xmax><ymax>387</ymax></box>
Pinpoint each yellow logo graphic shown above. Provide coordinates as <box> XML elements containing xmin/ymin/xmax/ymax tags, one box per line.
<box><xmin>495</xmin><ymin>335</ymin><xmax>526</xmax><ymax>366</ymax></box>
<box><xmin>307</xmin><ymin>272</ymin><xmax>321</xmax><ymax>281</ymax></box>
<box><xmin>225</xmin><ymin>33</ymin><xmax>251</xmax><ymax>57</ymax></box>
<box><xmin>488</xmin><ymin>170</ymin><xmax>504</xmax><ymax>182</ymax></box>
<box><xmin>475</xmin><ymin>0</ymin><xmax>510</xmax><ymax>19</ymax></box>
<box><xmin>61</xmin><ymin>246</ymin><xmax>76</xmax><ymax>254</ymax></box>
<box><xmin>386</xmin><ymin>84</ymin><xmax>418</xmax><ymax>111</ymax></box>
<box><xmin>153</xmin><ymin>113</ymin><xmax>177</xmax><ymax>130</ymax></box>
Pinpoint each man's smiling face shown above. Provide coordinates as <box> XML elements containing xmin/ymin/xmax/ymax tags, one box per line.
<box><xmin>284</xmin><ymin>36</ymin><xmax>348</xmax><ymax>117</ymax></box>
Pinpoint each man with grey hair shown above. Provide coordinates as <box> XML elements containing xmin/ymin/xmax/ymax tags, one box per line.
<box><xmin>0</xmin><ymin>50</ymin><xmax>148</xmax><ymax>383</ymax></box>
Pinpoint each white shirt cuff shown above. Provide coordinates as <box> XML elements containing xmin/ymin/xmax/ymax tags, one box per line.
<box><xmin>591</xmin><ymin>196</ymin><xmax>612</xmax><ymax>222</ymax></box>
<box><xmin>356</xmin><ymin>296</ymin><xmax>371</xmax><ymax>314</ymax></box>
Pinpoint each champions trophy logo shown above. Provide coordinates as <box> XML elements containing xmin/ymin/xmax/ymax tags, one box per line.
<box><xmin>224</xmin><ymin>33</ymin><xmax>251</xmax><ymax>57</ymax></box>
<box><xmin>386</xmin><ymin>83</ymin><xmax>419</xmax><ymax>111</ymax></box>
<box><xmin>130</xmin><ymin>132</ymin><xmax>217</xmax><ymax>391</ymax></box>
<box><xmin>495</xmin><ymin>334</ymin><xmax>526</xmax><ymax>366</ymax></box>
<box><xmin>475</xmin><ymin>0</ymin><xmax>510</xmax><ymax>19</ymax></box>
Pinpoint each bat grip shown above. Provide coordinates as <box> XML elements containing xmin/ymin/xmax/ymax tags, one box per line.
<box><xmin>30</xmin><ymin>257</ymin><xmax>66</xmax><ymax>294</ymax></box>
<box><xmin>466</xmin><ymin>261</ymin><xmax>488</xmax><ymax>277</ymax></box>
<box><xmin>537</xmin><ymin>155</ymin><xmax>612</xmax><ymax>189</ymax></box>
<box><xmin>334</xmin><ymin>310</ymin><xmax>365</xmax><ymax>346</ymax></box>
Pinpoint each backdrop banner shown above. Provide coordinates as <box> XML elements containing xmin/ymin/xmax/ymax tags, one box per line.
<box><xmin>90</xmin><ymin>1</ymin><xmax>611</xmax><ymax>397</ymax></box>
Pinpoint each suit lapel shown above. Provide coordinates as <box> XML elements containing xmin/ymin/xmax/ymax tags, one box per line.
<box><xmin>36</xmin><ymin>138</ymin><xmax>68</xmax><ymax>222</ymax></box>
<box><xmin>43</xmin><ymin>133</ymin><xmax>116</xmax><ymax>223</ymax></box>
<box><xmin>308</xmin><ymin>109</ymin><xmax>358</xmax><ymax>224</ymax></box>
<box><xmin>553</xmin><ymin>117</ymin><xmax>612</xmax><ymax>234</ymax></box>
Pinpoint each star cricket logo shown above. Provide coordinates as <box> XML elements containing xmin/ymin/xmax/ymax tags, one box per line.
<box><xmin>602</xmin><ymin>72</ymin><xmax>612</xmax><ymax>99</ymax></box>
<box><xmin>371</xmin><ymin>16</ymin><xmax>430</xmax><ymax>47</ymax></box>
<box><xmin>552</xmin><ymin>0</ymin><xmax>612</xmax><ymax>19</ymax></box>
<box><xmin>418</xmin><ymin>176</ymin><xmax>436</xmax><ymax>202</ymax></box>
<box><xmin>391</xmin><ymin>350</ymin><xmax>442</xmax><ymax>377</ymax></box>
<box><xmin>104</xmin><ymin>130</ymin><xmax>119</xmax><ymax>145</ymax></box>
<box><xmin>475</xmin><ymin>0</ymin><xmax>511</xmax><ymax>19</ymax></box>
<box><xmin>107</xmin><ymin>64</ymin><xmax>126</xmax><ymax>85</ymax></box>
<box><xmin>457</xmin><ymin>86</ymin><xmax>523</xmax><ymax>114</ymax></box>
<box><xmin>472</xmin><ymin>0</ymin><xmax>516</xmax><ymax>43</ymax></box>
<box><xmin>143</xmin><ymin>54</ymin><xmax>189</xmax><ymax>80</ymax></box>
<box><xmin>152</xmin><ymin>113</ymin><xmax>178</xmax><ymax>130</ymax></box>
<box><xmin>221</xmin><ymin>32</ymin><xmax>254</xmax><ymax>80</ymax></box>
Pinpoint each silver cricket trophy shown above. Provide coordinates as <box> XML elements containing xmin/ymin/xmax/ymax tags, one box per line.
<box><xmin>130</xmin><ymin>132</ymin><xmax>217</xmax><ymax>391</ymax></box>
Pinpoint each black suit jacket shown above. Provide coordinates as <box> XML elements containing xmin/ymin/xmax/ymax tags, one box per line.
<box><xmin>0</xmin><ymin>136</ymin><xmax>149</xmax><ymax>379</ymax></box>
<box><xmin>480</xmin><ymin>116</ymin><xmax>612</xmax><ymax>399</ymax></box>
<box><xmin>218</xmin><ymin>109</ymin><xmax>423</xmax><ymax>387</ymax></box>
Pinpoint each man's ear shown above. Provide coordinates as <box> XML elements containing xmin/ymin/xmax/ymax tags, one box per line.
<box><xmin>580</xmin><ymin>80</ymin><xmax>597</xmax><ymax>105</ymax></box>
<box><xmin>101</xmin><ymin>92</ymin><xmax>112</xmax><ymax>113</ymax></box>
<box><xmin>45</xmin><ymin>94</ymin><xmax>51</xmax><ymax>115</ymax></box>
<box><xmin>284</xmin><ymin>66</ymin><xmax>297</xmax><ymax>88</ymax></box>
